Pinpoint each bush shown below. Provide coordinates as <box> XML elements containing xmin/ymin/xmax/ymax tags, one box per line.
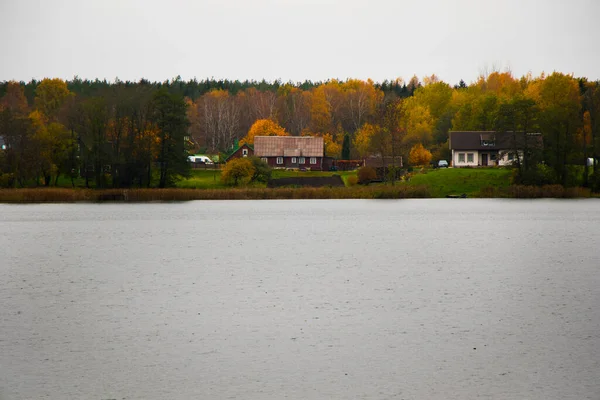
<box><xmin>357</xmin><ymin>166</ymin><xmax>377</xmax><ymax>184</ymax></box>
<box><xmin>515</xmin><ymin>163</ymin><xmax>556</xmax><ymax>185</ymax></box>
<box><xmin>346</xmin><ymin>175</ymin><xmax>358</xmax><ymax>186</ymax></box>
<box><xmin>221</xmin><ymin>158</ymin><xmax>255</xmax><ymax>186</ymax></box>
<box><xmin>0</xmin><ymin>173</ymin><xmax>15</xmax><ymax>188</ymax></box>
<box><xmin>248</xmin><ymin>156</ymin><xmax>272</xmax><ymax>183</ymax></box>
<box><xmin>408</xmin><ymin>143</ymin><xmax>433</xmax><ymax>166</ymax></box>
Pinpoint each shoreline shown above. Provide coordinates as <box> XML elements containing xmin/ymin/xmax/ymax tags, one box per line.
<box><xmin>0</xmin><ymin>184</ymin><xmax>594</xmax><ymax>203</ymax></box>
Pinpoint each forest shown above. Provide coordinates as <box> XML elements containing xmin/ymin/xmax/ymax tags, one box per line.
<box><xmin>1</xmin><ymin>72</ymin><xmax>599</xmax><ymax>189</ymax></box>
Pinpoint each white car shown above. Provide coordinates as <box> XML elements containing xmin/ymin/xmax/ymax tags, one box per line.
<box><xmin>188</xmin><ymin>155</ymin><xmax>213</xmax><ymax>164</ymax></box>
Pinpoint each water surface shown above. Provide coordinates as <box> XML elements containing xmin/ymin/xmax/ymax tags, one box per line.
<box><xmin>1</xmin><ymin>200</ymin><xmax>599</xmax><ymax>399</ymax></box>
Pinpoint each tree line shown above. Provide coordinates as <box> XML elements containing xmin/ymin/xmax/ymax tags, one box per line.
<box><xmin>1</xmin><ymin>72</ymin><xmax>600</xmax><ymax>189</ymax></box>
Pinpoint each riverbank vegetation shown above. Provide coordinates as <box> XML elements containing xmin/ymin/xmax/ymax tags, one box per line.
<box><xmin>1</xmin><ymin>71</ymin><xmax>599</xmax><ymax>194</ymax></box>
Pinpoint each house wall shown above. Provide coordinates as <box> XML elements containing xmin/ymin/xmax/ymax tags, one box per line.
<box><xmin>260</xmin><ymin>156</ymin><xmax>323</xmax><ymax>170</ymax></box>
<box><xmin>227</xmin><ymin>145</ymin><xmax>253</xmax><ymax>161</ymax></box>
<box><xmin>452</xmin><ymin>150</ymin><xmax>479</xmax><ymax>167</ymax></box>
<box><xmin>452</xmin><ymin>150</ymin><xmax>523</xmax><ymax>167</ymax></box>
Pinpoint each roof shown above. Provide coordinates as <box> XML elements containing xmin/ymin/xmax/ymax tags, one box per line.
<box><xmin>254</xmin><ymin>136</ymin><xmax>324</xmax><ymax>157</ymax></box>
<box><xmin>225</xmin><ymin>143</ymin><xmax>253</xmax><ymax>161</ymax></box>
<box><xmin>449</xmin><ymin>131</ymin><xmax>543</xmax><ymax>151</ymax></box>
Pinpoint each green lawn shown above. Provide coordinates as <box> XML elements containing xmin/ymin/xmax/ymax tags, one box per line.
<box><xmin>271</xmin><ymin>169</ymin><xmax>357</xmax><ymax>185</ymax></box>
<box><xmin>176</xmin><ymin>168</ymin><xmax>358</xmax><ymax>188</ymax></box>
<box><xmin>403</xmin><ymin>167</ymin><xmax>513</xmax><ymax>197</ymax></box>
<box><xmin>176</xmin><ymin>169</ymin><xmax>227</xmax><ymax>189</ymax></box>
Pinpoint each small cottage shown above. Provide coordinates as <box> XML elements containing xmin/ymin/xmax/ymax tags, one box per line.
<box><xmin>225</xmin><ymin>143</ymin><xmax>254</xmax><ymax>162</ymax></box>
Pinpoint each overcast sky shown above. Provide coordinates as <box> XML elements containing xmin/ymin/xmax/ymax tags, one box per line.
<box><xmin>1</xmin><ymin>0</ymin><xmax>599</xmax><ymax>85</ymax></box>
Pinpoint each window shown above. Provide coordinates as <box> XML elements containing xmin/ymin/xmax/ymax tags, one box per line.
<box><xmin>481</xmin><ymin>140</ymin><xmax>495</xmax><ymax>147</ymax></box>
<box><xmin>299</xmin><ymin>157</ymin><xmax>305</xmax><ymax>164</ymax></box>
<box><xmin>261</xmin><ymin>157</ymin><xmax>268</xmax><ymax>163</ymax></box>
<box><xmin>458</xmin><ymin>153</ymin><xmax>465</xmax><ymax>163</ymax></box>
<box><xmin>508</xmin><ymin>153</ymin><xmax>515</xmax><ymax>161</ymax></box>
<box><xmin>276</xmin><ymin>157</ymin><xmax>283</xmax><ymax>164</ymax></box>
<box><xmin>291</xmin><ymin>157</ymin><xmax>297</xmax><ymax>164</ymax></box>
<box><xmin>467</xmin><ymin>153</ymin><xmax>474</xmax><ymax>163</ymax></box>
<box><xmin>490</xmin><ymin>153</ymin><xmax>497</xmax><ymax>161</ymax></box>
<box><xmin>310</xmin><ymin>157</ymin><xmax>317</xmax><ymax>165</ymax></box>
<box><xmin>242</xmin><ymin>148</ymin><xmax>248</xmax><ymax>157</ymax></box>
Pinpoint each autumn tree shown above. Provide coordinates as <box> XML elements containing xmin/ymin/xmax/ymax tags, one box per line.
<box><xmin>0</xmin><ymin>81</ymin><xmax>29</xmax><ymax>114</ymax></box>
<box><xmin>34</xmin><ymin>78</ymin><xmax>73</xmax><ymax>121</ymax></box>
<box><xmin>198</xmin><ymin>89</ymin><xmax>241</xmax><ymax>152</ymax></box>
<box><xmin>527</xmin><ymin>72</ymin><xmax>581</xmax><ymax>185</ymax></box>
<box><xmin>221</xmin><ymin>157</ymin><xmax>255</xmax><ymax>186</ymax></box>
<box><xmin>353</xmin><ymin>123</ymin><xmax>377</xmax><ymax>158</ymax></box>
<box><xmin>340</xmin><ymin>79</ymin><xmax>383</xmax><ymax>133</ymax></box>
<box><xmin>277</xmin><ymin>85</ymin><xmax>312</xmax><ymax>136</ymax></box>
<box><xmin>240</xmin><ymin>119</ymin><xmax>288</xmax><ymax>146</ymax></box>
<box><xmin>408</xmin><ymin>143</ymin><xmax>432</xmax><ymax>166</ymax></box>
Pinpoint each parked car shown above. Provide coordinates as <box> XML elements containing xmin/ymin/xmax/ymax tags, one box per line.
<box><xmin>438</xmin><ymin>160</ymin><xmax>449</xmax><ymax>168</ymax></box>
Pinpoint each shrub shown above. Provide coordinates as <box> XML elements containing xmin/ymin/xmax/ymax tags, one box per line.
<box><xmin>357</xmin><ymin>166</ymin><xmax>377</xmax><ymax>184</ymax></box>
<box><xmin>408</xmin><ymin>143</ymin><xmax>432</xmax><ymax>166</ymax></box>
<box><xmin>221</xmin><ymin>158</ymin><xmax>255</xmax><ymax>186</ymax></box>
<box><xmin>248</xmin><ymin>156</ymin><xmax>272</xmax><ymax>183</ymax></box>
<box><xmin>0</xmin><ymin>173</ymin><xmax>15</xmax><ymax>188</ymax></box>
<box><xmin>346</xmin><ymin>175</ymin><xmax>358</xmax><ymax>186</ymax></box>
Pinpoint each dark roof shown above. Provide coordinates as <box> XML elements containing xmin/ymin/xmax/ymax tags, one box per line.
<box><xmin>449</xmin><ymin>131</ymin><xmax>543</xmax><ymax>151</ymax></box>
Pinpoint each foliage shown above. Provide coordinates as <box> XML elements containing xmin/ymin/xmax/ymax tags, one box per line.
<box><xmin>240</xmin><ymin>119</ymin><xmax>288</xmax><ymax>146</ymax></box>
<box><xmin>357</xmin><ymin>166</ymin><xmax>377</xmax><ymax>183</ymax></box>
<box><xmin>346</xmin><ymin>175</ymin><xmax>358</xmax><ymax>186</ymax></box>
<box><xmin>151</xmin><ymin>88</ymin><xmax>191</xmax><ymax>188</ymax></box>
<box><xmin>341</xmin><ymin>133</ymin><xmax>351</xmax><ymax>160</ymax></box>
<box><xmin>221</xmin><ymin>158</ymin><xmax>255</xmax><ymax>186</ymax></box>
<box><xmin>248</xmin><ymin>156</ymin><xmax>272</xmax><ymax>183</ymax></box>
<box><xmin>3</xmin><ymin>71</ymin><xmax>600</xmax><ymax>191</ymax></box>
<box><xmin>408</xmin><ymin>143</ymin><xmax>432</xmax><ymax>166</ymax></box>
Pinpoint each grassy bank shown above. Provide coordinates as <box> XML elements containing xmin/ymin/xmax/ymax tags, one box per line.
<box><xmin>2</xmin><ymin>168</ymin><xmax>596</xmax><ymax>203</ymax></box>
<box><xmin>0</xmin><ymin>185</ymin><xmax>431</xmax><ymax>203</ymax></box>
<box><xmin>402</xmin><ymin>167</ymin><xmax>512</xmax><ymax>197</ymax></box>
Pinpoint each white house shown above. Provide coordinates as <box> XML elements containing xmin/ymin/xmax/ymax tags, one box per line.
<box><xmin>449</xmin><ymin>131</ymin><xmax>542</xmax><ymax>167</ymax></box>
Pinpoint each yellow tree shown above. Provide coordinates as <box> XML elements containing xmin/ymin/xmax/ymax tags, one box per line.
<box><xmin>310</xmin><ymin>86</ymin><xmax>333</xmax><ymax>133</ymax></box>
<box><xmin>402</xmin><ymin>99</ymin><xmax>434</xmax><ymax>147</ymax></box>
<box><xmin>240</xmin><ymin>119</ymin><xmax>288</xmax><ymax>146</ymax></box>
<box><xmin>34</xmin><ymin>78</ymin><xmax>73</xmax><ymax>121</ymax></box>
<box><xmin>28</xmin><ymin>110</ymin><xmax>73</xmax><ymax>185</ymax></box>
<box><xmin>408</xmin><ymin>143</ymin><xmax>432</xmax><ymax>166</ymax></box>
<box><xmin>221</xmin><ymin>157</ymin><xmax>255</xmax><ymax>186</ymax></box>
<box><xmin>353</xmin><ymin>123</ymin><xmax>378</xmax><ymax>158</ymax></box>
<box><xmin>323</xmin><ymin>133</ymin><xmax>341</xmax><ymax>158</ymax></box>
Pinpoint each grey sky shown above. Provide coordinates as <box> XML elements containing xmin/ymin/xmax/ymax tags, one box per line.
<box><xmin>1</xmin><ymin>0</ymin><xmax>599</xmax><ymax>85</ymax></box>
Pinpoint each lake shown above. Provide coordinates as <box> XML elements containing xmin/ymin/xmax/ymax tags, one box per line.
<box><xmin>1</xmin><ymin>200</ymin><xmax>599</xmax><ymax>399</ymax></box>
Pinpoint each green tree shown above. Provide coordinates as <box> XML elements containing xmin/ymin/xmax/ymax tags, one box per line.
<box><xmin>248</xmin><ymin>156</ymin><xmax>271</xmax><ymax>183</ymax></box>
<box><xmin>341</xmin><ymin>133</ymin><xmax>351</xmax><ymax>160</ymax></box>
<box><xmin>151</xmin><ymin>88</ymin><xmax>190</xmax><ymax>188</ymax></box>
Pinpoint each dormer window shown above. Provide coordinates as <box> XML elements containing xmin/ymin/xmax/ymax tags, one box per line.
<box><xmin>480</xmin><ymin>133</ymin><xmax>495</xmax><ymax>147</ymax></box>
